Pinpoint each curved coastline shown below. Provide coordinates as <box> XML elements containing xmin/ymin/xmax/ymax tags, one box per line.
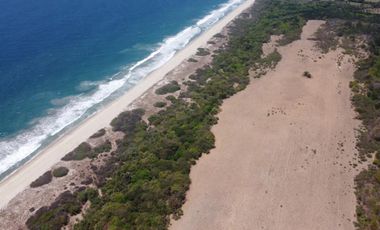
<box><xmin>0</xmin><ymin>0</ymin><xmax>255</xmax><ymax>209</ymax></box>
<box><xmin>0</xmin><ymin>0</ymin><xmax>245</xmax><ymax>179</ymax></box>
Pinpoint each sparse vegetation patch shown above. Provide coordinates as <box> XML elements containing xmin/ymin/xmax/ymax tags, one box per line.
<box><xmin>196</xmin><ymin>48</ymin><xmax>211</xmax><ymax>56</ymax></box>
<box><xmin>30</xmin><ymin>171</ymin><xmax>53</xmax><ymax>188</ymax></box>
<box><xmin>61</xmin><ymin>142</ymin><xmax>93</xmax><ymax>161</ymax></box>
<box><xmin>188</xmin><ymin>58</ymin><xmax>198</xmax><ymax>63</ymax></box>
<box><xmin>155</xmin><ymin>81</ymin><xmax>181</xmax><ymax>95</ymax></box>
<box><xmin>90</xmin><ymin>129</ymin><xmax>106</xmax><ymax>139</ymax></box>
<box><xmin>303</xmin><ymin>71</ymin><xmax>312</xmax><ymax>78</ymax></box>
<box><xmin>93</xmin><ymin>140</ymin><xmax>112</xmax><ymax>154</ymax></box>
<box><xmin>154</xmin><ymin>101</ymin><xmax>167</xmax><ymax>108</ymax></box>
<box><xmin>52</xmin><ymin>167</ymin><xmax>69</xmax><ymax>178</ymax></box>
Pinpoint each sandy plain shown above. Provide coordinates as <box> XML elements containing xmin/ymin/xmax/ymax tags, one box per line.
<box><xmin>171</xmin><ymin>20</ymin><xmax>361</xmax><ymax>230</ymax></box>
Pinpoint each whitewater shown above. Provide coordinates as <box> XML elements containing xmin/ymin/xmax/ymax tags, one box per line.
<box><xmin>0</xmin><ymin>0</ymin><xmax>245</xmax><ymax>178</ymax></box>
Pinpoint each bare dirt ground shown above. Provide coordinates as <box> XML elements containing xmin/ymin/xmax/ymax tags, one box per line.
<box><xmin>170</xmin><ymin>20</ymin><xmax>361</xmax><ymax>230</ymax></box>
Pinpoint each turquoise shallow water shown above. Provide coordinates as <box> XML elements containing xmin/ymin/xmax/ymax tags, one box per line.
<box><xmin>0</xmin><ymin>0</ymin><xmax>245</xmax><ymax>177</ymax></box>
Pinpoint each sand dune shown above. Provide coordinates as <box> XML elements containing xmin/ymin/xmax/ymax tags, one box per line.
<box><xmin>170</xmin><ymin>20</ymin><xmax>360</xmax><ymax>230</ymax></box>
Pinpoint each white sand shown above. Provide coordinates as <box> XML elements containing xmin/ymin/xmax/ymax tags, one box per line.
<box><xmin>0</xmin><ymin>0</ymin><xmax>256</xmax><ymax>209</ymax></box>
<box><xmin>170</xmin><ymin>20</ymin><xmax>360</xmax><ymax>230</ymax></box>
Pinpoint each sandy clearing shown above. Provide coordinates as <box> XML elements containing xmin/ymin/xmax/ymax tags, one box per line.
<box><xmin>170</xmin><ymin>20</ymin><xmax>360</xmax><ymax>230</ymax></box>
<box><xmin>0</xmin><ymin>0</ymin><xmax>256</xmax><ymax>209</ymax></box>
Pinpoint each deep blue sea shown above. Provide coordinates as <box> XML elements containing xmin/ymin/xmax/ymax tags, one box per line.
<box><xmin>0</xmin><ymin>0</ymin><xmax>244</xmax><ymax>177</ymax></box>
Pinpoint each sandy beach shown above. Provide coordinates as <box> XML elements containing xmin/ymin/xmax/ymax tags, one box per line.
<box><xmin>0</xmin><ymin>0</ymin><xmax>256</xmax><ymax>209</ymax></box>
<box><xmin>170</xmin><ymin>20</ymin><xmax>361</xmax><ymax>230</ymax></box>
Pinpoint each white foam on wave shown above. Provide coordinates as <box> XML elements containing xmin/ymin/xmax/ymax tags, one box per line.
<box><xmin>76</xmin><ymin>80</ymin><xmax>105</xmax><ymax>92</ymax></box>
<box><xmin>0</xmin><ymin>0</ymin><xmax>245</xmax><ymax>176</ymax></box>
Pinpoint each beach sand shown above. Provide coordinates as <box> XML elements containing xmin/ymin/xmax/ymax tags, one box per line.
<box><xmin>170</xmin><ymin>20</ymin><xmax>360</xmax><ymax>230</ymax></box>
<box><xmin>0</xmin><ymin>0</ymin><xmax>256</xmax><ymax>214</ymax></box>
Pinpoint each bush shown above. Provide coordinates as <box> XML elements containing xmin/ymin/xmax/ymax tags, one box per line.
<box><xmin>110</xmin><ymin>109</ymin><xmax>145</xmax><ymax>135</ymax></box>
<box><xmin>165</xmin><ymin>95</ymin><xmax>176</xmax><ymax>102</ymax></box>
<box><xmin>61</xmin><ymin>142</ymin><xmax>92</xmax><ymax>161</ymax></box>
<box><xmin>155</xmin><ymin>81</ymin><xmax>181</xmax><ymax>95</ymax></box>
<box><xmin>257</xmin><ymin>49</ymin><xmax>282</xmax><ymax>70</ymax></box>
<box><xmin>90</xmin><ymin>129</ymin><xmax>106</xmax><ymax>139</ymax></box>
<box><xmin>93</xmin><ymin>140</ymin><xmax>112</xmax><ymax>154</ymax></box>
<box><xmin>187</xmin><ymin>58</ymin><xmax>198</xmax><ymax>63</ymax></box>
<box><xmin>303</xmin><ymin>71</ymin><xmax>312</xmax><ymax>78</ymax></box>
<box><xmin>214</xmin><ymin>33</ymin><xmax>225</xmax><ymax>38</ymax></box>
<box><xmin>52</xmin><ymin>167</ymin><xmax>69</xmax><ymax>178</ymax></box>
<box><xmin>30</xmin><ymin>171</ymin><xmax>52</xmax><ymax>188</ymax></box>
<box><xmin>196</xmin><ymin>48</ymin><xmax>210</xmax><ymax>56</ymax></box>
<box><xmin>154</xmin><ymin>101</ymin><xmax>167</xmax><ymax>108</ymax></box>
<box><xmin>349</xmin><ymin>80</ymin><xmax>360</xmax><ymax>93</ymax></box>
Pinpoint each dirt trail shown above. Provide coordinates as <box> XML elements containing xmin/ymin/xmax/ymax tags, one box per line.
<box><xmin>170</xmin><ymin>20</ymin><xmax>360</xmax><ymax>230</ymax></box>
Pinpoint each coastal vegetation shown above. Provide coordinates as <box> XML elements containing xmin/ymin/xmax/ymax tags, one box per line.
<box><xmin>155</xmin><ymin>81</ymin><xmax>181</xmax><ymax>95</ymax></box>
<box><xmin>257</xmin><ymin>49</ymin><xmax>282</xmax><ymax>73</ymax></box>
<box><xmin>62</xmin><ymin>142</ymin><xmax>93</xmax><ymax>161</ymax></box>
<box><xmin>153</xmin><ymin>101</ymin><xmax>167</xmax><ymax>108</ymax></box>
<box><xmin>90</xmin><ymin>129</ymin><xmax>106</xmax><ymax>139</ymax></box>
<box><xmin>93</xmin><ymin>140</ymin><xmax>112</xmax><ymax>154</ymax></box>
<box><xmin>110</xmin><ymin>109</ymin><xmax>145</xmax><ymax>134</ymax></box>
<box><xmin>187</xmin><ymin>58</ymin><xmax>198</xmax><ymax>63</ymax></box>
<box><xmin>303</xmin><ymin>71</ymin><xmax>312</xmax><ymax>78</ymax></box>
<box><xmin>25</xmin><ymin>0</ymin><xmax>380</xmax><ymax>229</ymax></box>
<box><xmin>52</xmin><ymin>167</ymin><xmax>69</xmax><ymax>178</ymax></box>
<box><xmin>30</xmin><ymin>171</ymin><xmax>53</xmax><ymax>188</ymax></box>
<box><xmin>195</xmin><ymin>48</ymin><xmax>210</xmax><ymax>56</ymax></box>
<box><xmin>350</xmin><ymin>40</ymin><xmax>380</xmax><ymax>229</ymax></box>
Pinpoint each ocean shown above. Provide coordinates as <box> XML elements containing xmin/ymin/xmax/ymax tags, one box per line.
<box><xmin>0</xmin><ymin>0</ymin><xmax>245</xmax><ymax>178</ymax></box>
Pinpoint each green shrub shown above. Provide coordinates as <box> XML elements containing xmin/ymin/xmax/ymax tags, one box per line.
<box><xmin>61</xmin><ymin>142</ymin><xmax>92</xmax><ymax>161</ymax></box>
<box><xmin>30</xmin><ymin>171</ymin><xmax>52</xmax><ymax>188</ymax></box>
<box><xmin>257</xmin><ymin>49</ymin><xmax>282</xmax><ymax>70</ymax></box>
<box><xmin>165</xmin><ymin>95</ymin><xmax>176</xmax><ymax>102</ymax></box>
<box><xmin>110</xmin><ymin>109</ymin><xmax>145</xmax><ymax>135</ymax></box>
<box><xmin>187</xmin><ymin>58</ymin><xmax>198</xmax><ymax>63</ymax></box>
<box><xmin>90</xmin><ymin>129</ymin><xmax>106</xmax><ymax>139</ymax></box>
<box><xmin>77</xmin><ymin>188</ymin><xmax>99</xmax><ymax>204</ymax></box>
<box><xmin>375</xmin><ymin>170</ymin><xmax>380</xmax><ymax>183</ymax></box>
<box><xmin>213</xmin><ymin>33</ymin><xmax>225</xmax><ymax>38</ymax></box>
<box><xmin>349</xmin><ymin>80</ymin><xmax>360</xmax><ymax>93</ymax></box>
<box><xmin>369</xmin><ymin>58</ymin><xmax>380</xmax><ymax>79</ymax></box>
<box><xmin>93</xmin><ymin>140</ymin><xmax>112</xmax><ymax>154</ymax></box>
<box><xmin>154</xmin><ymin>101</ymin><xmax>167</xmax><ymax>108</ymax></box>
<box><xmin>196</xmin><ymin>48</ymin><xmax>210</xmax><ymax>56</ymax></box>
<box><xmin>303</xmin><ymin>71</ymin><xmax>312</xmax><ymax>78</ymax></box>
<box><xmin>52</xmin><ymin>167</ymin><xmax>69</xmax><ymax>178</ymax></box>
<box><xmin>155</xmin><ymin>81</ymin><xmax>181</xmax><ymax>95</ymax></box>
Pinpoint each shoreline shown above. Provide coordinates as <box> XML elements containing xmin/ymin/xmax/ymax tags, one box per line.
<box><xmin>0</xmin><ymin>0</ymin><xmax>255</xmax><ymax>209</ymax></box>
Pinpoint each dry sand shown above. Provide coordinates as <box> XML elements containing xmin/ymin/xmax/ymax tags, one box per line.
<box><xmin>170</xmin><ymin>20</ymin><xmax>360</xmax><ymax>230</ymax></box>
<box><xmin>0</xmin><ymin>0</ymin><xmax>256</xmax><ymax>210</ymax></box>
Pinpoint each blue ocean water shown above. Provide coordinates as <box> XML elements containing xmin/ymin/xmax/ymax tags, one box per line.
<box><xmin>0</xmin><ymin>0</ymin><xmax>245</xmax><ymax>177</ymax></box>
